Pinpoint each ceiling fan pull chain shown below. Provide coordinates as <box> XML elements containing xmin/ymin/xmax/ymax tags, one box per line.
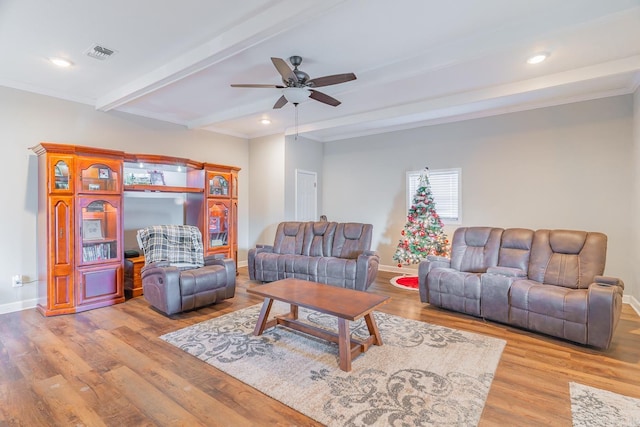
<box><xmin>295</xmin><ymin>104</ymin><xmax>299</xmax><ymax>140</ymax></box>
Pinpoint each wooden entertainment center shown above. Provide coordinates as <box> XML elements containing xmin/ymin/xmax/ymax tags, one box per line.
<box><xmin>31</xmin><ymin>143</ymin><xmax>240</xmax><ymax>316</ymax></box>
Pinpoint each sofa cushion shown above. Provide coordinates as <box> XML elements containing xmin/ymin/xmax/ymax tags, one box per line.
<box><xmin>510</xmin><ymin>280</ymin><xmax>588</xmax><ymax>324</ymax></box>
<box><xmin>331</xmin><ymin>223</ymin><xmax>373</xmax><ymax>259</ymax></box>
<box><xmin>498</xmin><ymin>228</ymin><xmax>534</xmax><ymax>271</ymax></box>
<box><xmin>272</xmin><ymin>222</ymin><xmax>305</xmax><ymax>255</ymax></box>
<box><xmin>302</xmin><ymin>221</ymin><xmax>337</xmax><ymax>257</ymax></box>
<box><xmin>252</xmin><ymin>252</ymin><xmax>287</xmax><ymax>282</ymax></box>
<box><xmin>316</xmin><ymin>257</ymin><xmax>358</xmax><ymax>289</ymax></box>
<box><xmin>528</xmin><ymin>230</ymin><xmax>607</xmax><ymax>289</ymax></box>
<box><xmin>427</xmin><ymin>268</ymin><xmax>482</xmax><ymax>316</ymax></box>
<box><xmin>509</xmin><ymin>279</ymin><xmax>589</xmax><ymax>344</ymax></box>
<box><xmin>450</xmin><ymin>227</ymin><xmax>503</xmax><ymax>273</ymax></box>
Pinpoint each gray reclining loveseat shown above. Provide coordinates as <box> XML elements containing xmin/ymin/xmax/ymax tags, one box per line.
<box><xmin>248</xmin><ymin>221</ymin><xmax>379</xmax><ymax>291</ymax></box>
<box><xmin>419</xmin><ymin>227</ymin><xmax>624</xmax><ymax>349</ymax></box>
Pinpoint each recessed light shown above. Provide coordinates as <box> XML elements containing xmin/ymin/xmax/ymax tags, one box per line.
<box><xmin>49</xmin><ymin>57</ymin><xmax>73</xmax><ymax>68</ymax></box>
<box><xmin>527</xmin><ymin>52</ymin><xmax>549</xmax><ymax>65</ymax></box>
<box><xmin>260</xmin><ymin>119</ymin><xmax>271</xmax><ymax>125</ymax></box>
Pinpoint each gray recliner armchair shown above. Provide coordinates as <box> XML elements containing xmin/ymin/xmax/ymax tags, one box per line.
<box><xmin>137</xmin><ymin>225</ymin><xmax>235</xmax><ymax>315</ymax></box>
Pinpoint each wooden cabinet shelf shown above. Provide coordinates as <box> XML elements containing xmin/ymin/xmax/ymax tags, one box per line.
<box><xmin>124</xmin><ymin>185</ymin><xmax>203</xmax><ymax>193</ymax></box>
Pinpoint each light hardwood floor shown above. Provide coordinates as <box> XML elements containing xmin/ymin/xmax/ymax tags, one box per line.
<box><xmin>1</xmin><ymin>268</ymin><xmax>639</xmax><ymax>426</ymax></box>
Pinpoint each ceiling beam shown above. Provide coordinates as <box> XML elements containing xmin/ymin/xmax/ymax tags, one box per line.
<box><xmin>95</xmin><ymin>0</ymin><xmax>346</xmax><ymax>112</ymax></box>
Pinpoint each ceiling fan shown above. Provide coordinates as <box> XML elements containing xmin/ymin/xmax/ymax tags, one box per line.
<box><xmin>230</xmin><ymin>56</ymin><xmax>356</xmax><ymax>109</ymax></box>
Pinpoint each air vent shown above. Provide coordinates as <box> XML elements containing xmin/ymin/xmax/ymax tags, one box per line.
<box><xmin>84</xmin><ymin>44</ymin><xmax>117</xmax><ymax>61</ymax></box>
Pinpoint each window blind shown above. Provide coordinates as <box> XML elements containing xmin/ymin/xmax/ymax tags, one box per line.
<box><xmin>407</xmin><ymin>168</ymin><xmax>460</xmax><ymax>223</ymax></box>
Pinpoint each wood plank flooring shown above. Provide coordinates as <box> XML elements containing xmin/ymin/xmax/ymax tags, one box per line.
<box><xmin>1</xmin><ymin>268</ymin><xmax>639</xmax><ymax>426</ymax></box>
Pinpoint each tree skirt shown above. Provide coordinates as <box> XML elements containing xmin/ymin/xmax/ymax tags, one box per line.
<box><xmin>390</xmin><ymin>275</ymin><xmax>419</xmax><ymax>291</ymax></box>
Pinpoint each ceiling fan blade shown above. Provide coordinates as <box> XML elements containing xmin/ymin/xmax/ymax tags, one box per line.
<box><xmin>307</xmin><ymin>73</ymin><xmax>356</xmax><ymax>88</ymax></box>
<box><xmin>271</xmin><ymin>57</ymin><xmax>297</xmax><ymax>83</ymax></box>
<box><xmin>309</xmin><ymin>89</ymin><xmax>341</xmax><ymax>107</ymax></box>
<box><xmin>273</xmin><ymin>95</ymin><xmax>288</xmax><ymax>109</ymax></box>
<box><xmin>230</xmin><ymin>84</ymin><xmax>285</xmax><ymax>88</ymax></box>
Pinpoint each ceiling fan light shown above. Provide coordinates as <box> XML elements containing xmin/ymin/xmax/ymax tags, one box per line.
<box><xmin>283</xmin><ymin>87</ymin><xmax>309</xmax><ymax>105</ymax></box>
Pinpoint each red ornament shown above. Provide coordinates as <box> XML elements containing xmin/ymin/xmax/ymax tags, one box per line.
<box><xmin>397</xmin><ymin>263</ymin><xmax>402</xmax><ymax>268</ymax></box>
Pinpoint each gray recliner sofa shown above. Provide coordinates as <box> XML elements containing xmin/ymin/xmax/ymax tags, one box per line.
<box><xmin>419</xmin><ymin>227</ymin><xmax>624</xmax><ymax>349</ymax></box>
<box><xmin>248</xmin><ymin>221</ymin><xmax>380</xmax><ymax>291</ymax></box>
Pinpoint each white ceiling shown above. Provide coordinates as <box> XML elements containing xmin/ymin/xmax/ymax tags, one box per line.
<box><xmin>2</xmin><ymin>0</ymin><xmax>639</xmax><ymax>142</ymax></box>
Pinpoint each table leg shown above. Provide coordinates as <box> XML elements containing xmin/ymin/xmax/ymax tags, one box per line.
<box><xmin>364</xmin><ymin>313</ymin><xmax>383</xmax><ymax>346</ymax></box>
<box><xmin>338</xmin><ymin>318</ymin><xmax>351</xmax><ymax>372</ymax></box>
<box><xmin>290</xmin><ymin>304</ymin><xmax>298</xmax><ymax>320</ymax></box>
<box><xmin>253</xmin><ymin>297</ymin><xmax>274</xmax><ymax>336</ymax></box>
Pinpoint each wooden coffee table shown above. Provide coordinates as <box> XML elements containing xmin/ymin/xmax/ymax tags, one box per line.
<box><xmin>247</xmin><ymin>278</ymin><xmax>390</xmax><ymax>372</ymax></box>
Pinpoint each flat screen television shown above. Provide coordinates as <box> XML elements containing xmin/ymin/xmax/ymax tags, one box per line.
<box><xmin>123</xmin><ymin>193</ymin><xmax>186</xmax><ymax>251</ymax></box>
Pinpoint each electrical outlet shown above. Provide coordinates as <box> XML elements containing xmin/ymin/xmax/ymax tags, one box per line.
<box><xmin>11</xmin><ymin>275</ymin><xmax>22</xmax><ymax>287</ymax></box>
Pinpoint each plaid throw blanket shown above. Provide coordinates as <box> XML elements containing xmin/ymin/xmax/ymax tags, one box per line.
<box><xmin>136</xmin><ymin>225</ymin><xmax>204</xmax><ymax>268</ymax></box>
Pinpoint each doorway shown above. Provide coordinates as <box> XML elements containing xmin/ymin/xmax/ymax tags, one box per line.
<box><xmin>295</xmin><ymin>169</ymin><xmax>317</xmax><ymax>221</ymax></box>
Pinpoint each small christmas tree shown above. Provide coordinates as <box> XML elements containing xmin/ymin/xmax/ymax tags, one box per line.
<box><xmin>393</xmin><ymin>169</ymin><xmax>450</xmax><ymax>267</ymax></box>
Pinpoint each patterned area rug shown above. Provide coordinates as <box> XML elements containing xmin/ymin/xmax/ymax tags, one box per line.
<box><xmin>570</xmin><ymin>382</ymin><xmax>640</xmax><ymax>426</ymax></box>
<box><xmin>161</xmin><ymin>303</ymin><xmax>505</xmax><ymax>426</ymax></box>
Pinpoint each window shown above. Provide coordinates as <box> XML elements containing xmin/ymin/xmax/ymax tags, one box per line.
<box><xmin>407</xmin><ymin>168</ymin><xmax>461</xmax><ymax>224</ymax></box>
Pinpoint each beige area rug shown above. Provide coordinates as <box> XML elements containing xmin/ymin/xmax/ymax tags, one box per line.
<box><xmin>570</xmin><ymin>382</ymin><xmax>640</xmax><ymax>426</ymax></box>
<box><xmin>161</xmin><ymin>303</ymin><xmax>505</xmax><ymax>426</ymax></box>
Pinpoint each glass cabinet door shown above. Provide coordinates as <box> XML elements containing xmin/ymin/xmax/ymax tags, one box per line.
<box><xmin>207</xmin><ymin>172</ymin><xmax>230</xmax><ymax>197</ymax></box>
<box><xmin>78</xmin><ymin>197</ymin><xmax>121</xmax><ymax>265</ymax></box>
<box><xmin>77</xmin><ymin>158</ymin><xmax>121</xmax><ymax>194</ymax></box>
<box><xmin>207</xmin><ymin>200</ymin><xmax>229</xmax><ymax>249</ymax></box>
<box><xmin>50</xmin><ymin>156</ymin><xmax>73</xmax><ymax>193</ymax></box>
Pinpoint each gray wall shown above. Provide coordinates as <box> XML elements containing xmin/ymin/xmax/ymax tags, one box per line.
<box><xmin>248</xmin><ymin>133</ymin><xmax>285</xmax><ymax>251</ymax></box>
<box><xmin>323</xmin><ymin>96</ymin><xmax>635</xmax><ymax>300</ymax></box>
<box><xmin>0</xmin><ymin>86</ymin><xmax>249</xmax><ymax>313</ymax></box>
<box><xmin>285</xmin><ymin>135</ymin><xmax>324</xmax><ymax>221</ymax></box>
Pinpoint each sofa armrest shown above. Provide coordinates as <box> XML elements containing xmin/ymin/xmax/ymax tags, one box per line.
<box><xmin>594</xmin><ymin>275</ymin><xmax>625</xmax><ymax>290</ymax></box>
<box><xmin>587</xmin><ymin>281</ymin><xmax>624</xmax><ymax>349</ymax></box>
<box><xmin>142</xmin><ymin>260</ymin><xmax>171</xmax><ymax>270</ymax></box>
<box><xmin>418</xmin><ymin>257</ymin><xmax>451</xmax><ymax>303</ymax></box>
<box><xmin>480</xmin><ymin>272</ymin><xmax>521</xmax><ymax>323</ymax></box>
<box><xmin>140</xmin><ymin>264</ymin><xmax>182</xmax><ymax>315</ymax></box>
<box><xmin>248</xmin><ymin>245</ymin><xmax>274</xmax><ymax>280</ymax></box>
<box><xmin>427</xmin><ymin>255</ymin><xmax>451</xmax><ymax>264</ymax></box>
<box><xmin>486</xmin><ymin>266</ymin><xmax>527</xmax><ymax>277</ymax></box>
<box><xmin>355</xmin><ymin>251</ymin><xmax>380</xmax><ymax>291</ymax></box>
<box><xmin>204</xmin><ymin>255</ymin><xmax>236</xmax><ymax>286</ymax></box>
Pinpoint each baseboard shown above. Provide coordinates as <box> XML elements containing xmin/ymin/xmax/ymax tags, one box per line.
<box><xmin>0</xmin><ymin>298</ymin><xmax>38</xmax><ymax>315</ymax></box>
<box><xmin>624</xmin><ymin>295</ymin><xmax>640</xmax><ymax>315</ymax></box>
<box><xmin>237</xmin><ymin>260</ymin><xmax>248</xmax><ymax>268</ymax></box>
<box><xmin>378</xmin><ymin>263</ymin><xmax>419</xmax><ymax>275</ymax></box>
